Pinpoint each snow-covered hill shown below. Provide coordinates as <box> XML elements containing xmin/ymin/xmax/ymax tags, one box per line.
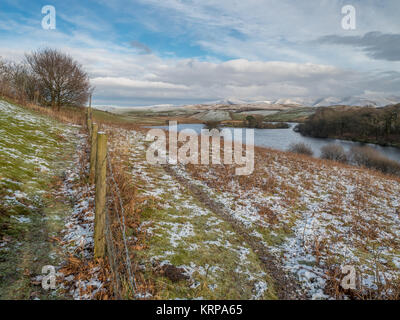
<box><xmin>199</xmin><ymin>95</ymin><xmax>400</xmax><ymax>108</ymax></box>
<box><xmin>313</xmin><ymin>96</ymin><xmax>400</xmax><ymax>107</ymax></box>
<box><xmin>93</xmin><ymin>95</ymin><xmax>400</xmax><ymax>115</ymax></box>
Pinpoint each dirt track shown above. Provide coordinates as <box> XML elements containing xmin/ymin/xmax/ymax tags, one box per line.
<box><xmin>163</xmin><ymin>165</ymin><xmax>306</xmax><ymax>300</ymax></box>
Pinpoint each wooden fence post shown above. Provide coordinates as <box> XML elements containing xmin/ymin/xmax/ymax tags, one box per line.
<box><xmin>89</xmin><ymin>123</ymin><xmax>98</xmax><ymax>184</ymax></box>
<box><xmin>87</xmin><ymin>107</ymin><xmax>93</xmax><ymax>138</ymax></box>
<box><xmin>85</xmin><ymin>108</ymin><xmax>89</xmax><ymax>130</ymax></box>
<box><xmin>94</xmin><ymin>132</ymin><xmax>107</xmax><ymax>259</ymax></box>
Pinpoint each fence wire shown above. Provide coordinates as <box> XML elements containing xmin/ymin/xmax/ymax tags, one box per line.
<box><xmin>105</xmin><ymin>152</ymin><xmax>137</xmax><ymax>298</ymax></box>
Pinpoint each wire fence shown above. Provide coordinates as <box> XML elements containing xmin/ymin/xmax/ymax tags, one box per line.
<box><xmin>105</xmin><ymin>153</ymin><xmax>137</xmax><ymax>297</ymax></box>
<box><xmin>87</xmin><ymin>109</ymin><xmax>137</xmax><ymax>299</ymax></box>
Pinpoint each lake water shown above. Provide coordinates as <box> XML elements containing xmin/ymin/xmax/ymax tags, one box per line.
<box><xmin>146</xmin><ymin>123</ymin><xmax>400</xmax><ymax>163</ymax></box>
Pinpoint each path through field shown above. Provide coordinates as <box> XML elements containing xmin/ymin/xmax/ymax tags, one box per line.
<box><xmin>2</xmin><ymin>101</ymin><xmax>399</xmax><ymax>300</ymax></box>
<box><xmin>110</xmin><ymin>126</ymin><xmax>400</xmax><ymax>300</ymax></box>
<box><xmin>0</xmin><ymin>101</ymin><xmax>82</xmax><ymax>299</ymax></box>
<box><xmin>109</xmin><ymin>127</ymin><xmax>304</xmax><ymax>299</ymax></box>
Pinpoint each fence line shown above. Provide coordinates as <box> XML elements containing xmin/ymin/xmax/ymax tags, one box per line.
<box><xmin>104</xmin><ymin>209</ymin><xmax>122</xmax><ymax>299</ymax></box>
<box><xmin>89</xmin><ymin>123</ymin><xmax>98</xmax><ymax>184</ymax></box>
<box><xmin>94</xmin><ymin>132</ymin><xmax>107</xmax><ymax>259</ymax></box>
<box><xmin>86</xmin><ymin>113</ymin><xmax>136</xmax><ymax>298</ymax></box>
<box><xmin>106</xmin><ymin>153</ymin><xmax>137</xmax><ymax>294</ymax></box>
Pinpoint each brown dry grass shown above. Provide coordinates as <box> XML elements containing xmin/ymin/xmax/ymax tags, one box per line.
<box><xmin>11</xmin><ymin>98</ymin><xmax>400</xmax><ymax>299</ymax></box>
<box><xmin>168</xmin><ymin>135</ymin><xmax>400</xmax><ymax>299</ymax></box>
<box><xmin>1</xmin><ymin>96</ymin><xmax>86</xmax><ymax>126</ymax></box>
<box><xmin>6</xmin><ymin>98</ymin><xmax>153</xmax><ymax>299</ymax></box>
<box><xmin>105</xmin><ymin>136</ymin><xmax>157</xmax><ymax>299</ymax></box>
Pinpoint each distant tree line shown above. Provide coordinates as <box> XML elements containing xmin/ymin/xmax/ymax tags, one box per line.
<box><xmin>0</xmin><ymin>48</ymin><xmax>92</xmax><ymax>110</ymax></box>
<box><xmin>296</xmin><ymin>105</ymin><xmax>400</xmax><ymax>147</ymax></box>
<box><xmin>245</xmin><ymin>115</ymin><xmax>289</xmax><ymax>129</ymax></box>
<box><xmin>203</xmin><ymin>117</ymin><xmax>290</xmax><ymax>130</ymax></box>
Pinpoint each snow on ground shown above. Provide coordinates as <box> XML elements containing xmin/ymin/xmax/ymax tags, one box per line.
<box><xmin>0</xmin><ymin>100</ymin><xmax>104</xmax><ymax>299</ymax></box>
<box><xmin>58</xmin><ymin>134</ymin><xmax>107</xmax><ymax>300</ymax></box>
<box><xmin>107</xmin><ymin>127</ymin><xmax>273</xmax><ymax>300</ymax></box>
<box><xmin>0</xmin><ymin>100</ymin><xmax>75</xmax><ymax>209</ymax></box>
<box><xmin>172</xmin><ymin>147</ymin><xmax>400</xmax><ymax>299</ymax></box>
<box><xmin>7</xmin><ymin>105</ymin><xmax>390</xmax><ymax>300</ymax></box>
<box><xmin>0</xmin><ymin>101</ymin><xmax>61</xmax><ymax>176</ymax></box>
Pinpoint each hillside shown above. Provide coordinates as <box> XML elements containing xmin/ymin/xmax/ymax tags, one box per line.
<box><xmin>92</xmin><ymin>94</ymin><xmax>400</xmax><ymax>126</ymax></box>
<box><xmin>93</xmin><ymin>103</ymin><xmax>311</xmax><ymax>125</ymax></box>
<box><xmin>103</xmin><ymin>126</ymin><xmax>400</xmax><ymax>300</ymax></box>
<box><xmin>0</xmin><ymin>100</ymin><xmax>83</xmax><ymax>299</ymax></box>
<box><xmin>2</xmin><ymin>99</ymin><xmax>400</xmax><ymax>300</ymax></box>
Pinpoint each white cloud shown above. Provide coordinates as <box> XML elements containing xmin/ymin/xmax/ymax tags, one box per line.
<box><xmin>1</xmin><ymin>0</ymin><xmax>399</xmax><ymax>106</ymax></box>
<box><xmin>133</xmin><ymin>0</ymin><xmax>400</xmax><ymax>63</ymax></box>
<box><xmin>86</xmin><ymin>55</ymin><xmax>397</xmax><ymax>106</ymax></box>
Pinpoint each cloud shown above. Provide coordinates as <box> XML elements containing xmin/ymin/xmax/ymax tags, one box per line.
<box><xmin>317</xmin><ymin>32</ymin><xmax>400</xmax><ymax>61</ymax></box>
<box><xmin>130</xmin><ymin>41</ymin><xmax>152</xmax><ymax>54</ymax></box>
<box><xmin>84</xmin><ymin>54</ymin><xmax>398</xmax><ymax>106</ymax></box>
<box><xmin>1</xmin><ymin>1</ymin><xmax>400</xmax><ymax>106</ymax></box>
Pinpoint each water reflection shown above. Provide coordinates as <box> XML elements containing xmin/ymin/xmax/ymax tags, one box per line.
<box><xmin>146</xmin><ymin>123</ymin><xmax>400</xmax><ymax>163</ymax></box>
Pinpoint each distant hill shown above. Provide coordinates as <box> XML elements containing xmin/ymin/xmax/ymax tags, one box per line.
<box><xmin>91</xmin><ymin>95</ymin><xmax>400</xmax><ymax>126</ymax></box>
<box><xmin>94</xmin><ymin>94</ymin><xmax>400</xmax><ymax>115</ymax></box>
<box><xmin>312</xmin><ymin>96</ymin><xmax>400</xmax><ymax>107</ymax></box>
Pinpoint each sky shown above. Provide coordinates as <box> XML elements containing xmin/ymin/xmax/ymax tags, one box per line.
<box><xmin>0</xmin><ymin>0</ymin><xmax>399</xmax><ymax>106</ymax></box>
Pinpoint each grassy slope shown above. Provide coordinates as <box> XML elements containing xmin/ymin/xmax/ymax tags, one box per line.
<box><xmin>0</xmin><ymin>100</ymin><xmax>79</xmax><ymax>299</ymax></box>
<box><xmin>109</xmin><ymin>125</ymin><xmax>400</xmax><ymax>299</ymax></box>
<box><xmin>109</xmin><ymin>128</ymin><xmax>278</xmax><ymax>300</ymax></box>
<box><xmin>92</xmin><ymin>106</ymin><xmax>316</xmax><ymax>126</ymax></box>
<box><xmin>179</xmin><ymin>147</ymin><xmax>400</xmax><ymax>299</ymax></box>
<box><xmin>93</xmin><ymin>109</ymin><xmax>202</xmax><ymax>126</ymax></box>
<box><xmin>263</xmin><ymin>107</ymin><xmax>315</xmax><ymax>123</ymax></box>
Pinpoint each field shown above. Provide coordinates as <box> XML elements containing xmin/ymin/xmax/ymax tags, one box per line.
<box><xmin>262</xmin><ymin>107</ymin><xmax>315</xmax><ymax>123</ymax></box>
<box><xmin>104</xmin><ymin>126</ymin><xmax>400</xmax><ymax>299</ymax></box>
<box><xmin>0</xmin><ymin>100</ymin><xmax>82</xmax><ymax>299</ymax></box>
<box><xmin>1</xmin><ymin>99</ymin><xmax>400</xmax><ymax>300</ymax></box>
<box><xmin>97</xmin><ymin>103</ymin><xmax>314</xmax><ymax>125</ymax></box>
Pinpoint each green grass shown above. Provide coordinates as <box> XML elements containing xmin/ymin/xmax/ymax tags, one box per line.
<box><xmin>124</xmin><ymin>141</ymin><xmax>277</xmax><ymax>300</ymax></box>
<box><xmin>0</xmin><ymin>101</ymin><xmax>69</xmax><ymax>231</ymax></box>
<box><xmin>92</xmin><ymin>109</ymin><xmax>182</xmax><ymax>126</ymax></box>
<box><xmin>92</xmin><ymin>109</ymin><xmax>138</xmax><ymax>124</ymax></box>
<box><xmin>136</xmin><ymin>194</ymin><xmax>277</xmax><ymax>299</ymax></box>
<box><xmin>0</xmin><ymin>99</ymin><xmax>79</xmax><ymax>299</ymax></box>
<box><xmin>263</xmin><ymin>107</ymin><xmax>315</xmax><ymax>123</ymax></box>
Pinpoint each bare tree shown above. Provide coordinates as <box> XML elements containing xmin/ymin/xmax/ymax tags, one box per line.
<box><xmin>26</xmin><ymin>48</ymin><xmax>91</xmax><ymax>110</ymax></box>
<box><xmin>0</xmin><ymin>58</ymin><xmax>11</xmax><ymax>97</ymax></box>
<box><xmin>8</xmin><ymin>62</ymin><xmax>36</xmax><ymax>103</ymax></box>
<box><xmin>0</xmin><ymin>59</ymin><xmax>33</xmax><ymax>102</ymax></box>
<box><xmin>0</xmin><ymin>58</ymin><xmax>6</xmax><ymax>78</ymax></box>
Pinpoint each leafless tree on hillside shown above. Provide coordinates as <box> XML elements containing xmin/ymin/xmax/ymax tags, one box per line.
<box><xmin>0</xmin><ymin>59</ymin><xmax>36</xmax><ymax>102</ymax></box>
<box><xmin>25</xmin><ymin>48</ymin><xmax>92</xmax><ymax>110</ymax></box>
<box><xmin>0</xmin><ymin>58</ymin><xmax>11</xmax><ymax>97</ymax></box>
